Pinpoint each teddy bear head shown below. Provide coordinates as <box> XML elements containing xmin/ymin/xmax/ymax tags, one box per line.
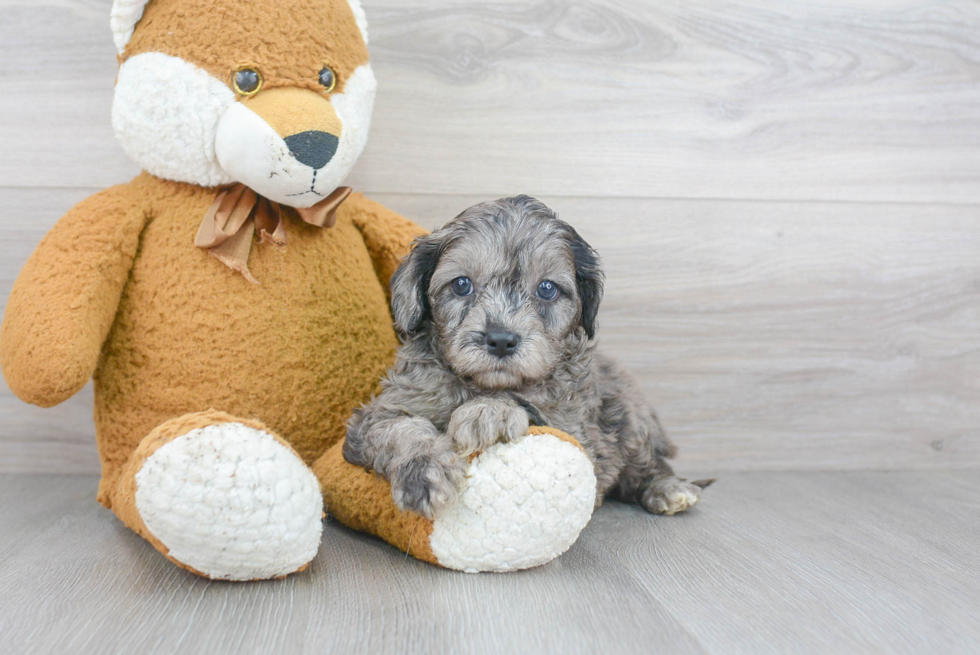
<box><xmin>110</xmin><ymin>0</ymin><xmax>375</xmax><ymax>208</ymax></box>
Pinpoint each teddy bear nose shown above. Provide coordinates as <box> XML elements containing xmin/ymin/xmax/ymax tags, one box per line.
<box><xmin>284</xmin><ymin>130</ymin><xmax>339</xmax><ymax>170</ymax></box>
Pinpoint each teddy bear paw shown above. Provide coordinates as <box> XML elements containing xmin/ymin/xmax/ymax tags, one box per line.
<box><xmin>427</xmin><ymin>431</ymin><xmax>597</xmax><ymax>572</ymax></box>
<box><xmin>134</xmin><ymin>422</ymin><xmax>323</xmax><ymax>580</ymax></box>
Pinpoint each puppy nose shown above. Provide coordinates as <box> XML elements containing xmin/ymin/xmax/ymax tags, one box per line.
<box><xmin>284</xmin><ymin>130</ymin><xmax>339</xmax><ymax>169</ymax></box>
<box><xmin>485</xmin><ymin>331</ymin><xmax>520</xmax><ymax>358</ymax></box>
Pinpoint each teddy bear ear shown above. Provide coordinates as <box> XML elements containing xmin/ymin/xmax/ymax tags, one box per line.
<box><xmin>110</xmin><ymin>0</ymin><xmax>151</xmax><ymax>55</ymax></box>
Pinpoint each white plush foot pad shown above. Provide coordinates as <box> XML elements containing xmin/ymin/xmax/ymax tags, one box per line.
<box><xmin>135</xmin><ymin>423</ymin><xmax>323</xmax><ymax>580</ymax></box>
<box><xmin>429</xmin><ymin>433</ymin><xmax>597</xmax><ymax>573</ymax></box>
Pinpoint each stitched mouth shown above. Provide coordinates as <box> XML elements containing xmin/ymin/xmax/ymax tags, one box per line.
<box><xmin>285</xmin><ymin>171</ymin><xmax>325</xmax><ymax>197</ymax></box>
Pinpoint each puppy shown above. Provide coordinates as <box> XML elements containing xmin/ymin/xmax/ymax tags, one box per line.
<box><xmin>344</xmin><ymin>195</ymin><xmax>711</xmax><ymax>519</ymax></box>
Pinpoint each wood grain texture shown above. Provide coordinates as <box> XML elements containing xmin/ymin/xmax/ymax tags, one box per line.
<box><xmin>4</xmin><ymin>189</ymin><xmax>977</xmax><ymax>473</ymax></box>
<box><xmin>0</xmin><ymin>0</ymin><xmax>979</xmax><ymax>201</ymax></box>
<box><xmin>1</xmin><ymin>0</ymin><xmax>979</xmax><ymax>472</ymax></box>
<box><xmin>1</xmin><ymin>471</ymin><xmax>977</xmax><ymax>654</ymax></box>
<box><xmin>376</xmin><ymin>194</ymin><xmax>980</xmax><ymax>472</ymax></box>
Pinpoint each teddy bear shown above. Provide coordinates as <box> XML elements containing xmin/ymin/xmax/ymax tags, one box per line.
<box><xmin>0</xmin><ymin>0</ymin><xmax>596</xmax><ymax>579</ymax></box>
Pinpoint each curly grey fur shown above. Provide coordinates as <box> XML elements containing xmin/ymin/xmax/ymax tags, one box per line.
<box><xmin>345</xmin><ymin>196</ymin><xmax>710</xmax><ymax>519</ymax></box>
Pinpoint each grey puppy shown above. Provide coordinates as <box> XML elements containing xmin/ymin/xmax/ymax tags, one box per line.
<box><xmin>344</xmin><ymin>195</ymin><xmax>711</xmax><ymax>519</ymax></box>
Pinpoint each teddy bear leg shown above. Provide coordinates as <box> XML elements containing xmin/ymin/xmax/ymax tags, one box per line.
<box><xmin>106</xmin><ymin>410</ymin><xmax>323</xmax><ymax>581</ymax></box>
<box><xmin>313</xmin><ymin>426</ymin><xmax>597</xmax><ymax>573</ymax></box>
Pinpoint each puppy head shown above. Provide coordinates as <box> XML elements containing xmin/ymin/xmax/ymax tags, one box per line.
<box><xmin>391</xmin><ymin>196</ymin><xmax>604</xmax><ymax>389</ymax></box>
<box><xmin>110</xmin><ymin>0</ymin><xmax>374</xmax><ymax>208</ymax></box>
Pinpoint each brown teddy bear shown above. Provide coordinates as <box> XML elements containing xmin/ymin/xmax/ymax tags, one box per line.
<box><xmin>0</xmin><ymin>0</ymin><xmax>596</xmax><ymax>579</ymax></box>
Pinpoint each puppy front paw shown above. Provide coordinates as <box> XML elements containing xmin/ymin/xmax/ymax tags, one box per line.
<box><xmin>447</xmin><ymin>399</ymin><xmax>530</xmax><ymax>456</ymax></box>
<box><xmin>640</xmin><ymin>477</ymin><xmax>704</xmax><ymax>516</ymax></box>
<box><xmin>390</xmin><ymin>451</ymin><xmax>466</xmax><ymax>519</ymax></box>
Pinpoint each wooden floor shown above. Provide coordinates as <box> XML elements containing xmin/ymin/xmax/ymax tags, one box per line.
<box><xmin>1</xmin><ymin>471</ymin><xmax>978</xmax><ymax>655</ymax></box>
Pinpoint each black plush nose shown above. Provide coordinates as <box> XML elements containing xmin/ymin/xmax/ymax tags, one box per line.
<box><xmin>284</xmin><ymin>130</ymin><xmax>339</xmax><ymax>170</ymax></box>
<box><xmin>485</xmin><ymin>331</ymin><xmax>520</xmax><ymax>358</ymax></box>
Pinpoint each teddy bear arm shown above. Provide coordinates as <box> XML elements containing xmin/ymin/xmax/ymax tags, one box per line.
<box><xmin>347</xmin><ymin>193</ymin><xmax>428</xmax><ymax>294</ymax></box>
<box><xmin>0</xmin><ymin>184</ymin><xmax>151</xmax><ymax>407</ymax></box>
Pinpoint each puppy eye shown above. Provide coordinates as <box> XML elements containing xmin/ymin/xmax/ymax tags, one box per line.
<box><xmin>537</xmin><ymin>280</ymin><xmax>558</xmax><ymax>301</ymax></box>
<box><xmin>451</xmin><ymin>277</ymin><xmax>473</xmax><ymax>297</ymax></box>
<box><xmin>233</xmin><ymin>68</ymin><xmax>263</xmax><ymax>96</ymax></box>
<box><xmin>318</xmin><ymin>66</ymin><xmax>337</xmax><ymax>92</ymax></box>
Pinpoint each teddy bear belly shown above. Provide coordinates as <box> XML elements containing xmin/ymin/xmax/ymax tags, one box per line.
<box><xmin>92</xmin><ymin>216</ymin><xmax>399</xmax><ymax>483</ymax></box>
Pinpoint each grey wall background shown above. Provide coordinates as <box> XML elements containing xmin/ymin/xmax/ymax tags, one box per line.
<box><xmin>2</xmin><ymin>0</ymin><xmax>979</xmax><ymax>474</ymax></box>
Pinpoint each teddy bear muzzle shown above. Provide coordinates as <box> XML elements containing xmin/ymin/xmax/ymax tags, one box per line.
<box><xmin>243</xmin><ymin>86</ymin><xmax>344</xmax><ymax>163</ymax></box>
<box><xmin>215</xmin><ymin>86</ymin><xmax>350</xmax><ymax>209</ymax></box>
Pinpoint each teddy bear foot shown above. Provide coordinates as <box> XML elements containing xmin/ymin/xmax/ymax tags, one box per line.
<box><xmin>110</xmin><ymin>411</ymin><xmax>324</xmax><ymax>581</ymax></box>
<box><xmin>429</xmin><ymin>427</ymin><xmax>598</xmax><ymax>572</ymax></box>
<box><xmin>317</xmin><ymin>426</ymin><xmax>597</xmax><ymax>572</ymax></box>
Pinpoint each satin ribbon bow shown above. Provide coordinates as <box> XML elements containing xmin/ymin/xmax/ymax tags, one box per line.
<box><xmin>195</xmin><ymin>184</ymin><xmax>351</xmax><ymax>283</ymax></box>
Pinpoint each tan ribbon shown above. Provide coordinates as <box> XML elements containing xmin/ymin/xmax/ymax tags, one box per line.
<box><xmin>195</xmin><ymin>184</ymin><xmax>352</xmax><ymax>283</ymax></box>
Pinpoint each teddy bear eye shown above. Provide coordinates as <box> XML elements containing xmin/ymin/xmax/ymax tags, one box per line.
<box><xmin>233</xmin><ymin>68</ymin><xmax>262</xmax><ymax>96</ymax></box>
<box><xmin>451</xmin><ymin>277</ymin><xmax>473</xmax><ymax>297</ymax></box>
<box><xmin>318</xmin><ymin>66</ymin><xmax>337</xmax><ymax>92</ymax></box>
<box><xmin>537</xmin><ymin>280</ymin><xmax>558</xmax><ymax>301</ymax></box>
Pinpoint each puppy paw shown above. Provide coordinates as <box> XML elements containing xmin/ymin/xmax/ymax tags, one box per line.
<box><xmin>391</xmin><ymin>451</ymin><xmax>466</xmax><ymax>519</ymax></box>
<box><xmin>640</xmin><ymin>477</ymin><xmax>703</xmax><ymax>516</ymax></box>
<box><xmin>447</xmin><ymin>399</ymin><xmax>530</xmax><ymax>456</ymax></box>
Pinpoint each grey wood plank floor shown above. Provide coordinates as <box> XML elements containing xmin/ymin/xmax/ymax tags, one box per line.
<box><xmin>1</xmin><ymin>471</ymin><xmax>978</xmax><ymax>655</ymax></box>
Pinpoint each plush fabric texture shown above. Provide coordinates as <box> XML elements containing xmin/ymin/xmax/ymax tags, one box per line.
<box><xmin>345</xmin><ymin>0</ymin><xmax>369</xmax><ymax>44</ymax></box>
<box><xmin>113</xmin><ymin>52</ymin><xmax>237</xmax><ymax>187</ymax></box>
<box><xmin>211</xmin><ymin>63</ymin><xmax>376</xmax><ymax>205</ymax></box>
<box><xmin>111</xmin><ymin>0</ymin><xmax>151</xmax><ymax>54</ymax></box>
<box><xmin>134</xmin><ymin>418</ymin><xmax>324</xmax><ymax>580</ymax></box>
<box><xmin>123</xmin><ymin>0</ymin><xmax>369</xmax><ymax>95</ymax></box>
<box><xmin>194</xmin><ymin>184</ymin><xmax>353</xmax><ymax>282</ymax></box>
<box><xmin>428</xmin><ymin>428</ymin><xmax>597</xmax><ymax>573</ymax></box>
<box><xmin>111</xmin><ymin>409</ymin><xmax>321</xmax><ymax>579</ymax></box>
<box><xmin>0</xmin><ymin>184</ymin><xmax>152</xmax><ymax>407</ymax></box>
<box><xmin>112</xmin><ymin>1</ymin><xmax>369</xmax><ymax>54</ymax></box>
<box><xmin>315</xmin><ymin>440</ymin><xmax>439</xmax><ymax>566</ymax></box>
<box><xmin>315</xmin><ymin>426</ymin><xmax>597</xmax><ymax>572</ymax></box>
<box><xmin>245</xmin><ymin>87</ymin><xmax>344</xmax><ymax>138</ymax></box>
<box><xmin>0</xmin><ymin>172</ymin><xmax>425</xmax><ymax>510</ymax></box>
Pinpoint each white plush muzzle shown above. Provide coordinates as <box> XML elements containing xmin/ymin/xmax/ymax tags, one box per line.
<box><xmin>112</xmin><ymin>54</ymin><xmax>376</xmax><ymax>207</ymax></box>
<box><xmin>213</xmin><ymin>65</ymin><xmax>376</xmax><ymax>207</ymax></box>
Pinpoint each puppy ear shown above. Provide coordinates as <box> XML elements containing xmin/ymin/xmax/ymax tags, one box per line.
<box><xmin>390</xmin><ymin>233</ymin><xmax>444</xmax><ymax>336</ymax></box>
<box><xmin>567</xmin><ymin>227</ymin><xmax>604</xmax><ymax>339</ymax></box>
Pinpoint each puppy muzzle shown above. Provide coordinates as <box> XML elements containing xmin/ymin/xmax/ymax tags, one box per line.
<box><xmin>485</xmin><ymin>330</ymin><xmax>521</xmax><ymax>358</ymax></box>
